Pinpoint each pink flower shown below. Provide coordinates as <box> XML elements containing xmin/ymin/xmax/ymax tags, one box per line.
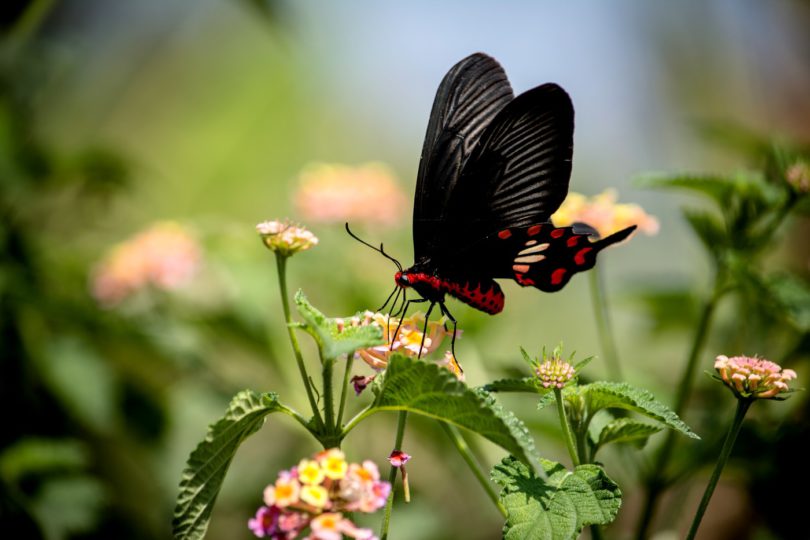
<box><xmin>91</xmin><ymin>221</ymin><xmax>201</xmax><ymax>307</ymax></box>
<box><xmin>294</xmin><ymin>162</ymin><xmax>408</xmax><ymax>227</ymax></box>
<box><xmin>387</xmin><ymin>450</ymin><xmax>411</xmax><ymax>468</ymax></box>
<box><xmin>351</xmin><ymin>375</ymin><xmax>375</xmax><ymax>395</ymax></box>
<box><xmin>551</xmin><ymin>189</ymin><xmax>659</xmax><ymax>239</ymax></box>
<box><xmin>714</xmin><ymin>355</ymin><xmax>798</xmax><ymax>400</ymax></box>
<box><xmin>786</xmin><ymin>161</ymin><xmax>810</xmax><ymax>193</ymax></box>
<box><xmin>257</xmin><ymin>220</ymin><xmax>318</xmax><ymax>257</ymax></box>
<box><xmin>535</xmin><ymin>357</ymin><xmax>576</xmax><ymax>389</ymax></box>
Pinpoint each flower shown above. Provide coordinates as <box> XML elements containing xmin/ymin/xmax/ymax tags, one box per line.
<box><xmin>551</xmin><ymin>189</ymin><xmax>659</xmax><ymax>239</ymax></box>
<box><xmin>387</xmin><ymin>450</ymin><xmax>411</xmax><ymax>468</ymax></box>
<box><xmin>350</xmin><ymin>375</ymin><xmax>375</xmax><ymax>395</ymax></box>
<box><xmin>714</xmin><ymin>355</ymin><xmax>798</xmax><ymax>400</ymax></box>
<box><xmin>91</xmin><ymin>221</ymin><xmax>201</xmax><ymax>307</ymax></box>
<box><xmin>438</xmin><ymin>351</ymin><xmax>464</xmax><ymax>381</ymax></box>
<box><xmin>536</xmin><ymin>356</ymin><xmax>576</xmax><ymax>389</ymax></box>
<box><xmin>294</xmin><ymin>162</ymin><xmax>408</xmax><ymax>227</ymax></box>
<box><xmin>316</xmin><ymin>449</ymin><xmax>348</xmax><ymax>480</ymax></box>
<box><xmin>343</xmin><ymin>311</ymin><xmax>456</xmax><ymax>369</ymax></box>
<box><xmin>786</xmin><ymin>161</ymin><xmax>810</xmax><ymax>193</ymax></box>
<box><xmin>257</xmin><ymin>220</ymin><xmax>318</xmax><ymax>257</ymax></box>
<box><xmin>250</xmin><ymin>450</ymin><xmax>391</xmax><ymax>539</ymax></box>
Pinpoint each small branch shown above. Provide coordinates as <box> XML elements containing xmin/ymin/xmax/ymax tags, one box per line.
<box><xmin>336</xmin><ymin>352</ymin><xmax>355</xmax><ymax>428</ymax></box>
<box><xmin>380</xmin><ymin>411</ymin><xmax>408</xmax><ymax>540</ymax></box>
<box><xmin>554</xmin><ymin>388</ymin><xmax>580</xmax><ymax>467</ymax></box>
<box><xmin>589</xmin><ymin>266</ymin><xmax>622</xmax><ymax>380</ymax></box>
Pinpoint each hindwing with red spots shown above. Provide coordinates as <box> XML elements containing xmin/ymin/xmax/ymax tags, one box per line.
<box><xmin>493</xmin><ymin>223</ymin><xmax>637</xmax><ymax>292</ymax></box>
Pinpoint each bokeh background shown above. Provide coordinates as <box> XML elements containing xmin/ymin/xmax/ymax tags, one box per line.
<box><xmin>1</xmin><ymin>1</ymin><xmax>808</xmax><ymax>539</ymax></box>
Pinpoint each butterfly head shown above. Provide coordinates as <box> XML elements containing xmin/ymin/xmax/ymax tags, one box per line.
<box><xmin>394</xmin><ymin>271</ymin><xmax>411</xmax><ymax>289</ymax></box>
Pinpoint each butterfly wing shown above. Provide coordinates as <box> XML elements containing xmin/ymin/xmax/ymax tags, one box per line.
<box><xmin>413</xmin><ymin>53</ymin><xmax>514</xmax><ymax>261</ymax></box>
<box><xmin>440</xmin><ymin>82</ymin><xmax>575</xmax><ymax>255</ymax></box>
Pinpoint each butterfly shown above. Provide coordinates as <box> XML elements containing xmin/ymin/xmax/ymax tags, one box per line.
<box><xmin>348</xmin><ymin>53</ymin><xmax>635</xmax><ymax>354</ymax></box>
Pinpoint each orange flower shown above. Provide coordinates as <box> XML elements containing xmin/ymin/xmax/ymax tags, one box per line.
<box><xmin>551</xmin><ymin>189</ymin><xmax>659</xmax><ymax>239</ymax></box>
<box><xmin>91</xmin><ymin>221</ymin><xmax>201</xmax><ymax>307</ymax></box>
<box><xmin>294</xmin><ymin>163</ymin><xmax>408</xmax><ymax>226</ymax></box>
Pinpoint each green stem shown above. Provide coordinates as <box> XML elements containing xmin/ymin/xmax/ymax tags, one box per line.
<box><xmin>275</xmin><ymin>402</ymin><xmax>317</xmax><ymax>433</ymax></box>
<box><xmin>685</xmin><ymin>399</ymin><xmax>751</xmax><ymax>540</ymax></box>
<box><xmin>380</xmin><ymin>411</ymin><xmax>408</xmax><ymax>540</ymax></box>
<box><xmin>6</xmin><ymin>0</ymin><xmax>56</xmax><ymax>49</ymax></box>
<box><xmin>554</xmin><ymin>388</ymin><xmax>580</xmax><ymax>467</ymax></box>
<box><xmin>589</xmin><ymin>265</ymin><xmax>622</xmax><ymax>380</ymax></box>
<box><xmin>336</xmin><ymin>351</ymin><xmax>355</xmax><ymax>428</ymax></box>
<box><xmin>275</xmin><ymin>255</ymin><xmax>323</xmax><ymax>430</ymax></box>
<box><xmin>340</xmin><ymin>404</ymin><xmax>376</xmax><ymax>436</ymax></box>
<box><xmin>441</xmin><ymin>422</ymin><xmax>507</xmax><ymax>518</ymax></box>
<box><xmin>322</xmin><ymin>357</ymin><xmax>335</xmax><ymax>432</ymax></box>
<box><xmin>634</xmin><ymin>276</ymin><xmax>724</xmax><ymax>539</ymax></box>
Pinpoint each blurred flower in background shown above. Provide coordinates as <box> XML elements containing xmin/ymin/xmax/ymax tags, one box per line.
<box><xmin>294</xmin><ymin>163</ymin><xmax>408</xmax><ymax>227</ymax></box>
<box><xmin>90</xmin><ymin>221</ymin><xmax>201</xmax><ymax>307</ymax></box>
<box><xmin>551</xmin><ymin>189</ymin><xmax>659</xmax><ymax>239</ymax></box>
<box><xmin>786</xmin><ymin>161</ymin><xmax>809</xmax><ymax>193</ymax></box>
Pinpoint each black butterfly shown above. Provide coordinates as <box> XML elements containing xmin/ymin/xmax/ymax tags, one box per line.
<box><xmin>349</xmin><ymin>53</ymin><xmax>635</xmax><ymax>352</ymax></box>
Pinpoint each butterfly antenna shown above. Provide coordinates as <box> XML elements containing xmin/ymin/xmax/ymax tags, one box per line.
<box><xmin>345</xmin><ymin>223</ymin><xmax>402</xmax><ymax>271</ymax></box>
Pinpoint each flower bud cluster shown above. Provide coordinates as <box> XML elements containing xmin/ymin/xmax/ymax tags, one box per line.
<box><xmin>714</xmin><ymin>355</ymin><xmax>797</xmax><ymax>400</ymax></box>
<box><xmin>257</xmin><ymin>220</ymin><xmax>318</xmax><ymax>257</ymax></box>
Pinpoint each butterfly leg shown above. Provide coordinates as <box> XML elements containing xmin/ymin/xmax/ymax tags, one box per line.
<box><xmin>416</xmin><ymin>301</ymin><xmax>436</xmax><ymax>359</ymax></box>
<box><xmin>390</xmin><ymin>297</ymin><xmax>429</xmax><ymax>351</ymax></box>
<box><xmin>438</xmin><ymin>302</ymin><xmax>460</xmax><ymax>370</ymax></box>
<box><xmin>377</xmin><ymin>284</ymin><xmax>400</xmax><ymax>313</ymax></box>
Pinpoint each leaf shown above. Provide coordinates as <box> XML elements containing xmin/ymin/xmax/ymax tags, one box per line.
<box><xmin>578</xmin><ymin>382</ymin><xmax>698</xmax><ymax>439</ymax></box>
<box><xmin>641</xmin><ymin>173</ymin><xmax>735</xmax><ymax>207</ymax></box>
<box><xmin>294</xmin><ymin>290</ymin><xmax>384</xmax><ymax>359</ymax></box>
<box><xmin>485</xmin><ymin>377</ymin><xmax>548</xmax><ymax>394</ymax></box>
<box><xmin>683</xmin><ymin>209</ymin><xmax>727</xmax><ymax>254</ymax></box>
<box><xmin>375</xmin><ymin>355</ymin><xmax>538</xmax><ymax>466</ymax></box>
<box><xmin>766</xmin><ymin>273</ymin><xmax>810</xmax><ymax>332</ymax></box>
<box><xmin>173</xmin><ymin>391</ymin><xmax>282</xmax><ymax>540</ymax></box>
<box><xmin>594</xmin><ymin>418</ymin><xmax>662</xmax><ymax>453</ymax></box>
<box><xmin>492</xmin><ymin>456</ymin><xmax>621</xmax><ymax>540</ymax></box>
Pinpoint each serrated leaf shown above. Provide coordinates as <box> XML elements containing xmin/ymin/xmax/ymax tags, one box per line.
<box><xmin>173</xmin><ymin>391</ymin><xmax>282</xmax><ymax>540</ymax></box>
<box><xmin>485</xmin><ymin>377</ymin><xmax>548</xmax><ymax>394</ymax></box>
<box><xmin>580</xmin><ymin>382</ymin><xmax>698</xmax><ymax>439</ymax></box>
<box><xmin>374</xmin><ymin>355</ymin><xmax>537</xmax><ymax>466</ymax></box>
<box><xmin>492</xmin><ymin>456</ymin><xmax>621</xmax><ymax>540</ymax></box>
<box><xmin>294</xmin><ymin>290</ymin><xmax>384</xmax><ymax>359</ymax></box>
<box><xmin>595</xmin><ymin>418</ymin><xmax>662</xmax><ymax>453</ymax></box>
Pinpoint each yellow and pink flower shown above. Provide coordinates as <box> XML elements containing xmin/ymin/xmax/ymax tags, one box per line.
<box><xmin>714</xmin><ymin>355</ymin><xmax>797</xmax><ymax>400</ymax></box>
<box><xmin>257</xmin><ymin>219</ymin><xmax>318</xmax><ymax>257</ymax></box>
<box><xmin>294</xmin><ymin>162</ymin><xmax>408</xmax><ymax>227</ymax></box>
<box><xmin>91</xmin><ymin>221</ymin><xmax>201</xmax><ymax>307</ymax></box>
<box><xmin>551</xmin><ymin>189</ymin><xmax>659</xmax><ymax>240</ymax></box>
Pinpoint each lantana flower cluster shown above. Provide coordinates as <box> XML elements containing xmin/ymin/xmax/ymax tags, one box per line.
<box><xmin>535</xmin><ymin>355</ymin><xmax>576</xmax><ymax>389</ymax></box>
<box><xmin>257</xmin><ymin>220</ymin><xmax>319</xmax><ymax>257</ymax></box>
<box><xmin>336</xmin><ymin>311</ymin><xmax>462</xmax><ymax>379</ymax></box>
<box><xmin>551</xmin><ymin>189</ymin><xmax>659</xmax><ymax>239</ymax></box>
<box><xmin>294</xmin><ymin>162</ymin><xmax>408</xmax><ymax>227</ymax></box>
<box><xmin>714</xmin><ymin>355</ymin><xmax>797</xmax><ymax>400</ymax></box>
<box><xmin>91</xmin><ymin>221</ymin><xmax>201</xmax><ymax>307</ymax></box>
<box><xmin>249</xmin><ymin>449</ymin><xmax>389</xmax><ymax>539</ymax></box>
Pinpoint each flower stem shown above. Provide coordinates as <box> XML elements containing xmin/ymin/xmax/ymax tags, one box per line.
<box><xmin>441</xmin><ymin>422</ymin><xmax>507</xmax><ymax>518</ymax></box>
<box><xmin>275</xmin><ymin>254</ymin><xmax>323</xmax><ymax>430</ymax></box>
<box><xmin>685</xmin><ymin>399</ymin><xmax>751</xmax><ymax>540</ymax></box>
<box><xmin>322</xmin><ymin>357</ymin><xmax>335</xmax><ymax>432</ymax></box>
<box><xmin>336</xmin><ymin>351</ymin><xmax>355</xmax><ymax>428</ymax></box>
<box><xmin>380</xmin><ymin>411</ymin><xmax>408</xmax><ymax>540</ymax></box>
<box><xmin>634</xmin><ymin>278</ymin><xmax>724</xmax><ymax>539</ymax></box>
<box><xmin>589</xmin><ymin>265</ymin><xmax>622</xmax><ymax>380</ymax></box>
<box><xmin>554</xmin><ymin>388</ymin><xmax>580</xmax><ymax>467</ymax></box>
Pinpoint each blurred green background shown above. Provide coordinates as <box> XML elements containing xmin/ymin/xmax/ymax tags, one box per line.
<box><xmin>1</xmin><ymin>1</ymin><xmax>808</xmax><ymax>539</ymax></box>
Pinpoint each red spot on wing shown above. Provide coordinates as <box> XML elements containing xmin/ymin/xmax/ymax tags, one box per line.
<box><xmin>498</xmin><ymin>229</ymin><xmax>512</xmax><ymax>239</ymax></box>
<box><xmin>527</xmin><ymin>225</ymin><xmax>542</xmax><ymax>236</ymax></box>
<box><xmin>551</xmin><ymin>268</ymin><xmax>567</xmax><ymax>285</ymax></box>
<box><xmin>550</xmin><ymin>228</ymin><xmax>564</xmax><ymax>239</ymax></box>
<box><xmin>566</xmin><ymin>236</ymin><xmax>580</xmax><ymax>247</ymax></box>
<box><xmin>574</xmin><ymin>247</ymin><xmax>593</xmax><ymax>265</ymax></box>
<box><xmin>515</xmin><ymin>273</ymin><xmax>535</xmax><ymax>287</ymax></box>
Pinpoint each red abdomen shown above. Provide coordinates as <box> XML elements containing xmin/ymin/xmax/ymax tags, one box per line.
<box><xmin>442</xmin><ymin>279</ymin><xmax>504</xmax><ymax>315</ymax></box>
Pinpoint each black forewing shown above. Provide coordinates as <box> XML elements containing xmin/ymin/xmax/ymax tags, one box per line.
<box><xmin>437</xmin><ymin>83</ymin><xmax>574</xmax><ymax>272</ymax></box>
<box><xmin>413</xmin><ymin>53</ymin><xmax>514</xmax><ymax>260</ymax></box>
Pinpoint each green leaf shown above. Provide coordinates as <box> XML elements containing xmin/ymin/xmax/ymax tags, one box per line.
<box><xmin>294</xmin><ymin>290</ymin><xmax>384</xmax><ymax>359</ymax></box>
<box><xmin>485</xmin><ymin>377</ymin><xmax>548</xmax><ymax>394</ymax></box>
<box><xmin>683</xmin><ymin>209</ymin><xmax>727</xmax><ymax>254</ymax></box>
<box><xmin>492</xmin><ymin>456</ymin><xmax>621</xmax><ymax>540</ymax></box>
<box><xmin>641</xmin><ymin>173</ymin><xmax>735</xmax><ymax>206</ymax></box>
<box><xmin>767</xmin><ymin>273</ymin><xmax>810</xmax><ymax>332</ymax></box>
<box><xmin>594</xmin><ymin>418</ymin><xmax>662</xmax><ymax>454</ymax></box>
<box><xmin>375</xmin><ymin>355</ymin><xmax>538</xmax><ymax>466</ymax></box>
<box><xmin>173</xmin><ymin>391</ymin><xmax>282</xmax><ymax>540</ymax></box>
<box><xmin>578</xmin><ymin>382</ymin><xmax>698</xmax><ymax>439</ymax></box>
